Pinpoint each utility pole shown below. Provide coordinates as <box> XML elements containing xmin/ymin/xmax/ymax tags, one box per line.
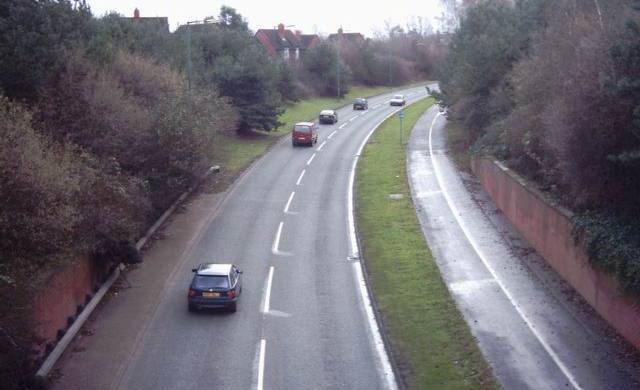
<box><xmin>337</xmin><ymin>39</ymin><xmax>341</xmax><ymax>100</ymax></box>
<box><xmin>388</xmin><ymin>38</ymin><xmax>392</xmax><ymax>86</ymax></box>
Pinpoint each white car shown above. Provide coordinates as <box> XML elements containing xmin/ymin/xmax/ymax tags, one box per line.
<box><xmin>319</xmin><ymin>109</ymin><xmax>338</xmax><ymax>124</ymax></box>
<box><xmin>390</xmin><ymin>94</ymin><xmax>406</xmax><ymax>106</ymax></box>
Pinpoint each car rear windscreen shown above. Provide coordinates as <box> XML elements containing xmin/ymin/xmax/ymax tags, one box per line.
<box><xmin>194</xmin><ymin>275</ymin><xmax>229</xmax><ymax>289</ymax></box>
<box><xmin>294</xmin><ymin>125</ymin><xmax>311</xmax><ymax>133</ymax></box>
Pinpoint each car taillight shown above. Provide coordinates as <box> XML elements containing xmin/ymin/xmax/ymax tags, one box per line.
<box><xmin>228</xmin><ymin>289</ymin><xmax>236</xmax><ymax>299</ymax></box>
<box><xmin>188</xmin><ymin>289</ymin><xmax>196</xmax><ymax>297</ymax></box>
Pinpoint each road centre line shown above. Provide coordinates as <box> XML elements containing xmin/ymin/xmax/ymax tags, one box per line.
<box><xmin>271</xmin><ymin>221</ymin><xmax>288</xmax><ymax>256</ymax></box>
<box><xmin>284</xmin><ymin>191</ymin><xmax>295</xmax><ymax>213</ymax></box>
<box><xmin>427</xmin><ymin>113</ymin><xmax>584</xmax><ymax>390</ymax></box>
<box><xmin>328</xmin><ymin>130</ymin><xmax>338</xmax><ymax>139</ymax></box>
<box><xmin>349</xmin><ymin>116</ymin><xmax>356</xmax><ymax>122</ymax></box>
<box><xmin>338</xmin><ymin>123</ymin><xmax>348</xmax><ymax>130</ymax></box>
<box><xmin>257</xmin><ymin>339</ymin><xmax>266</xmax><ymax>390</ymax></box>
<box><xmin>296</xmin><ymin>170</ymin><xmax>305</xmax><ymax>186</ymax></box>
<box><xmin>263</xmin><ymin>266</ymin><xmax>274</xmax><ymax>313</ymax></box>
<box><xmin>306</xmin><ymin>153</ymin><xmax>316</xmax><ymax>166</ymax></box>
<box><xmin>316</xmin><ymin>140</ymin><xmax>327</xmax><ymax>151</ymax></box>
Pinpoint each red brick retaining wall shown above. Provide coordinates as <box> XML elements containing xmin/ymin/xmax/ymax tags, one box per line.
<box><xmin>472</xmin><ymin>158</ymin><xmax>640</xmax><ymax>350</ymax></box>
<box><xmin>32</xmin><ymin>257</ymin><xmax>107</xmax><ymax>352</ymax></box>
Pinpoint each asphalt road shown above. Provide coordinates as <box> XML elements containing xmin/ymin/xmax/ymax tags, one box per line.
<box><xmin>53</xmin><ymin>86</ymin><xmax>430</xmax><ymax>390</ymax></box>
<box><xmin>407</xmin><ymin>107</ymin><xmax>640</xmax><ymax>390</ymax></box>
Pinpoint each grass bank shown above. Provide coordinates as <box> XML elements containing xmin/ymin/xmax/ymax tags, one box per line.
<box><xmin>356</xmin><ymin>98</ymin><xmax>498</xmax><ymax>389</ymax></box>
<box><xmin>210</xmin><ymin>85</ymin><xmax>402</xmax><ymax>189</ymax></box>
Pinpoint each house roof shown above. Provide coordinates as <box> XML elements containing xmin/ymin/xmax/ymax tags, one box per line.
<box><xmin>328</xmin><ymin>30</ymin><xmax>365</xmax><ymax>43</ymax></box>
<box><xmin>124</xmin><ymin>8</ymin><xmax>169</xmax><ymax>32</ymax></box>
<box><xmin>255</xmin><ymin>29</ymin><xmax>301</xmax><ymax>51</ymax></box>
<box><xmin>298</xmin><ymin>34</ymin><xmax>320</xmax><ymax>50</ymax></box>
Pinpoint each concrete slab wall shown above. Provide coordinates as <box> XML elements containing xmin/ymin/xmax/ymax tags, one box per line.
<box><xmin>472</xmin><ymin>158</ymin><xmax>640</xmax><ymax>350</ymax></box>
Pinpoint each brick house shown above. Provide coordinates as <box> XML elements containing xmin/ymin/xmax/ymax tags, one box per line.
<box><xmin>125</xmin><ymin>8</ymin><xmax>169</xmax><ymax>32</ymax></box>
<box><xmin>255</xmin><ymin>23</ymin><xmax>320</xmax><ymax>63</ymax></box>
<box><xmin>328</xmin><ymin>28</ymin><xmax>365</xmax><ymax>44</ymax></box>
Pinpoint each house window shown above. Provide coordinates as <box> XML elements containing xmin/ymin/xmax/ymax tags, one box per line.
<box><xmin>295</xmin><ymin>48</ymin><xmax>300</xmax><ymax>61</ymax></box>
<box><xmin>283</xmin><ymin>48</ymin><xmax>290</xmax><ymax>61</ymax></box>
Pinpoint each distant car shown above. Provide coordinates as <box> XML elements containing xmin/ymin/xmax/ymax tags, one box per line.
<box><xmin>353</xmin><ymin>98</ymin><xmax>368</xmax><ymax>110</ymax></box>
<box><xmin>292</xmin><ymin>121</ymin><xmax>318</xmax><ymax>147</ymax></box>
<box><xmin>188</xmin><ymin>263</ymin><xmax>243</xmax><ymax>312</ymax></box>
<box><xmin>319</xmin><ymin>109</ymin><xmax>338</xmax><ymax>124</ymax></box>
<box><xmin>390</xmin><ymin>94</ymin><xmax>406</xmax><ymax>106</ymax></box>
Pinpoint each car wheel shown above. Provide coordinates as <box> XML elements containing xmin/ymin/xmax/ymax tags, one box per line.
<box><xmin>188</xmin><ymin>303</ymin><xmax>196</xmax><ymax>312</ymax></box>
<box><xmin>292</xmin><ymin>139</ymin><xmax>296</xmax><ymax>147</ymax></box>
<box><xmin>228</xmin><ymin>302</ymin><xmax>237</xmax><ymax>313</ymax></box>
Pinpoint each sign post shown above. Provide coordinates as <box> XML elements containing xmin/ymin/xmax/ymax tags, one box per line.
<box><xmin>398</xmin><ymin>110</ymin><xmax>405</xmax><ymax>145</ymax></box>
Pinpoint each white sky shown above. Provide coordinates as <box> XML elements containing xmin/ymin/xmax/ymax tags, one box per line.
<box><xmin>84</xmin><ymin>0</ymin><xmax>446</xmax><ymax>37</ymax></box>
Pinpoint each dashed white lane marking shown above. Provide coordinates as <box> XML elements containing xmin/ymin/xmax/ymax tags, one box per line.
<box><xmin>262</xmin><ymin>266</ymin><xmax>274</xmax><ymax>313</ymax></box>
<box><xmin>296</xmin><ymin>170</ymin><xmax>305</xmax><ymax>186</ymax></box>
<box><xmin>306</xmin><ymin>153</ymin><xmax>316</xmax><ymax>166</ymax></box>
<box><xmin>348</xmin><ymin>116</ymin><xmax>356</xmax><ymax>122</ymax></box>
<box><xmin>284</xmin><ymin>191</ymin><xmax>295</xmax><ymax>213</ymax></box>
<box><xmin>328</xmin><ymin>130</ymin><xmax>338</xmax><ymax>139</ymax></box>
<box><xmin>257</xmin><ymin>339</ymin><xmax>266</xmax><ymax>390</ymax></box>
<box><xmin>271</xmin><ymin>221</ymin><xmax>290</xmax><ymax>256</ymax></box>
<box><xmin>347</xmin><ymin>110</ymin><xmax>400</xmax><ymax>390</ymax></box>
<box><xmin>339</xmin><ymin>123</ymin><xmax>348</xmax><ymax>130</ymax></box>
<box><xmin>427</xmin><ymin>113</ymin><xmax>584</xmax><ymax>390</ymax></box>
<box><xmin>316</xmin><ymin>140</ymin><xmax>327</xmax><ymax>151</ymax></box>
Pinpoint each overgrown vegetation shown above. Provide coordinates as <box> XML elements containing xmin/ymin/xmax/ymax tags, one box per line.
<box><xmin>438</xmin><ymin>0</ymin><xmax>640</xmax><ymax>294</ymax></box>
<box><xmin>357</xmin><ymin>98</ymin><xmax>497</xmax><ymax>389</ymax></box>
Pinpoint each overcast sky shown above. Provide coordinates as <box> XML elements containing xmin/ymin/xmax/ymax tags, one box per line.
<box><xmin>84</xmin><ymin>0</ymin><xmax>446</xmax><ymax>37</ymax></box>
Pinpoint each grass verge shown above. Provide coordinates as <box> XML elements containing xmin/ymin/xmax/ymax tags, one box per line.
<box><xmin>210</xmin><ymin>85</ymin><xmax>409</xmax><ymax>190</ymax></box>
<box><xmin>356</xmin><ymin>98</ymin><xmax>498</xmax><ymax>389</ymax></box>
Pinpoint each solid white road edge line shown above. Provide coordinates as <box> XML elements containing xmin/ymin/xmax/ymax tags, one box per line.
<box><xmin>427</xmin><ymin>112</ymin><xmax>584</xmax><ymax>390</ymax></box>
<box><xmin>347</xmin><ymin>109</ymin><xmax>401</xmax><ymax>390</ymax></box>
<box><xmin>296</xmin><ymin>170</ymin><xmax>305</xmax><ymax>186</ymax></box>
<box><xmin>263</xmin><ymin>266</ymin><xmax>274</xmax><ymax>313</ymax></box>
<box><xmin>306</xmin><ymin>153</ymin><xmax>316</xmax><ymax>166</ymax></box>
<box><xmin>284</xmin><ymin>191</ymin><xmax>295</xmax><ymax>213</ymax></box>
<box><xmin>316</xmin><ymin>140</ymin><xmax>327</xmax><ymax>151</ymax></box>
<box><xmin>257</xmin><ymin>339</ymin><xmax>266</xmax><ymax>390</ymax></box>
<box><xmin>328</xmin><ymin>130</ymin><xmax>338</xmax><ymax>139</ymax></box>
<box><xmin>339</xmin><ymin>123</ymin><xmax>348</xmax><ymax>130</ymax></box>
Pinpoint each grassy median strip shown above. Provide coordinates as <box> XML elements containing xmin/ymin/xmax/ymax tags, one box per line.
<box><xmin>211</xmin><ymin>85</ymin><xmax>404</xmax><ymax>189</ymax></box>
<box><xmin>356</xmin><ymin>98</ymin><xmax>498</xmax><ymax>389</ymax></box>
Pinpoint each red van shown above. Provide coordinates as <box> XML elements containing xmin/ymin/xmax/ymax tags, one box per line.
<box><xmin>292</xmin><ymin>122</ymin><xmax>318</xmax><ymax>147</ymax></box>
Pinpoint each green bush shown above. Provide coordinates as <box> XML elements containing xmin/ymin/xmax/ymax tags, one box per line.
<box><xmin>573</xmin><ymin>212</ymin><xmax>640</xmax><ymax>294</ymax></box>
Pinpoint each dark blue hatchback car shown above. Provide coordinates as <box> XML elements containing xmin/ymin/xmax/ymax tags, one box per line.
<box><xmin>188</xmin><ymin>263</ymin><xmax>242</xmax><ymax>312</ymax></box>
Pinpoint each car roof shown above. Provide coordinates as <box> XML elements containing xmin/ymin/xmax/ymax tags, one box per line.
<box><xmin>295</xmin><ymin>121</ymin><xmax>315</xmax><ymax>127</ymax></box>
<box><xmin>320</xmin><ymin>110</ymin><xmax>335</xmax><ymax>115</ymax></box>
<box><xmin>197</xmin><ymin>263</ymin><xmax>233</xmax><ymax>276</ymax></box>
<box><xmin>393</xmin><ymin>94</ymin><xmax>404</xmax><ymax>98</ymax></box>
<box><xmin>354</xmin><ymin>98</ymin><xmax>366</xmax><ymax>101</ymax></box>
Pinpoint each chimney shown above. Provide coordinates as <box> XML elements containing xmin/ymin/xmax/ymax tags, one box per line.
<box><xmin>133</xmin><ymin>8</ymin><xmax>140</xmax><ymax>19</ymax></box>
<box><xmin>295</xmin><ymin>30</ymin><xmax>302</xmax><ymax>38</ymax></box>
<box><xmin>338</xmin><ymin>27</ymin><xmax>343</xmax><ymax>35</ymax></box>
<box><xmin>277</xmin><ymin>23</ymin><xmax>285</xmax><ymax>38</ymax></box>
